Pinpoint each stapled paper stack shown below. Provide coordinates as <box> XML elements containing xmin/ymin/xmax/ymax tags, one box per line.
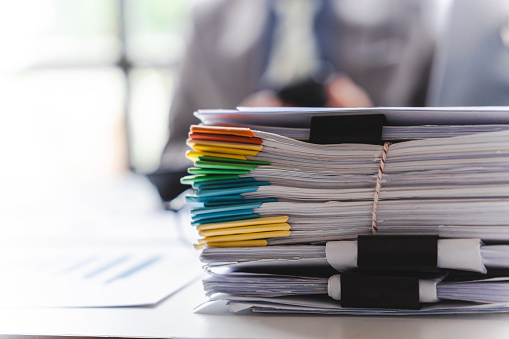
<box><xmin>181</xmin><ymin>106</ymin><xmax>509</xmax><ymax>314</ymax></box>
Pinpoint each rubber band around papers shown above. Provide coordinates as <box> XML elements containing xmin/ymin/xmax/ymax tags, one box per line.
<box><xmin>371</xmin><ymin>142</ymin><xmax>391</xmax><ymax>232</ymax></box>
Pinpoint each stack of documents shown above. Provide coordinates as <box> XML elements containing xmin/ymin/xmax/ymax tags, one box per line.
<box><xmin>181</xmin><ymin>106</ymin><xmax>509</xmax><ymax>314</ymax></box>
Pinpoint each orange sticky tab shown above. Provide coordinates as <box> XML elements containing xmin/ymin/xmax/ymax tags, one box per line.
<box><xmin>191</xmin><ymin>125</ymin><xmax>254</xmax><ymax>137</ymax></box>
<box><xmin>207</xmin><ymin>240</ymin><xmax>268</xmax><ymax>248</ymax></box>
<box><xmin>189</xmin><ymin>132</ymin><xmax>263</xmax><ymax>145</ymax></box>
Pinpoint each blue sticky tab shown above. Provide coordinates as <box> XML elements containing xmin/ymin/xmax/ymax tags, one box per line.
<box><xmin>191</xmin><ymin>213</ymin><xmax>260</xmax><ymax>227</ymax></box>
<box><xmin>196</xmin><ymin>185</ymin><xmax>260</xmax><ymax>197</ymax></box>
<box><xmin>191</xmin><ymin>209</ymin><xmax>256</xmax><ymax>222</ymax></box>
<box><xmin>191</xmin><ymin>201</ymin><xmax>264</xmax><ymax>216</ymax></box>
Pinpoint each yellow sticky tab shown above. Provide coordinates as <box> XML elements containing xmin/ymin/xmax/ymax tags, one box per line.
<box><xmin>199</xmin><ymin>223</ymin><xmax>291</xmax><ymax>237</ymax></box>
<box><xmin>207</xmin><ymin>240</ymin><xmax>268</xmax><ymax>248</ymax></box>
<box><xmin>191</xmin><ymin>144</ymin><xmax>260</xmax><ymax>156</ymax></box>
<box><xmin>187</xmin><ymin>139</ymin><xmax>263</xmax><ymax>151</ymax></box>
<box><xmin>197</xmin><ymin>216</ymin><xmax>290</xmax><ymax>231</ymax></box>
<box><xmin>186</xmin><ymin>150</ymin><xmax>246</xmax><ymax>161</ymax></box>
<box><xmin>202</xmin><ymin>230</ymin><xmax>291</xmax><ymax>244</ymax></box>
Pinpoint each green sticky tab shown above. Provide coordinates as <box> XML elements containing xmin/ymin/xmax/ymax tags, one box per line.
<box><xmin>198</xmin><ymin>156</ymin><xmax>271</xmax><ymax>166</ymax></box>
<box><xmin>195</xmin><ymin>160</ymin><xmax>257</xmax><ymax>171</ymax></box>
<box><xmin>188</xmin><ymin>168</ymin><xmax>250</xmax><ymax>175</ymax></box>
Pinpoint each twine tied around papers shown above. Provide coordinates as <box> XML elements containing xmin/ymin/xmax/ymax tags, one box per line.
<box><xmin>372</xmin><ymin>142</ymin><xmax>391</xmax><ymax>232</ymax></box>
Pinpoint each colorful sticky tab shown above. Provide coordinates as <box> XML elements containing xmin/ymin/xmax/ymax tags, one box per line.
<box><xmin>197</xmin><ymin>181</ymin><xmax>270</xmax><ymax>191</ymax></box>
<box><xmin>189</xmin><ymin>198</ymin><xmax>276</xmax><ymax>208</ymax></box>
<box><xmin>180</xmin><ymin>174</ymin><xmax>239</xmax><ymax>185</ymax></box>
<box><xmin>189</xmin><ymin>132</ymin><xmax>263</xmax><ymax>145</ymax></box>
<box><xmin>187</xmin><ymin>139</ymin><xmax>263</xmax><ymax>151</ymax></box>
<box><xmin>190</xmin><ymin>125</ymin><xmax>254</xmax><ymax>137</ymax></box>
<box><xmin>186</xmin><ymin>150</ymin><xmax>247</xmax><ymax>161</ymax></box>
<box><xmin>186</xmin><ymin>194</ymin><xmax>245</xmax><ymax>203</ymax></box>
<box><xmin>193</xmin><ymin>177</ymin><xmax>256</xmax><ymax>189</ymax></box>
<box><xmin>198</xmin><ymin>223</ymin><xmax>291</xmax><ymax>237</ymax></box>
<box><xmin>191</xmin><ymin>209</ymin><xmax>256</xmax><ymax>222</ymax></box>
<box><xmin>195</xmin><ymin>185</ymin><xmax>260</xmax><ymax>197</ymax></box>
<box><xmin>199</xmin><ymin>230</ymin><xmax>291</xmax><ymax>244</ymax></box>
<box><xmin>205</xmin><ymin>239</ymin><xmax>268</xmax><ymax>248</ymax></box>
<box><xmin>196</xmin><ymin>216</ymin><xmax>290</xmax><ymax>231</ymax></box>
<box><xmin>187</xmin><ymin>168</ymin><xmax>250</xmax><ymax>175</ymax></box>
<box><xmin>191</xmin><ymin>213</ymin><xmax>260</xmax><ymax>227</ymax></box>
<box><xmin>194</xmin><ymin>160</ymin><xmax>258</xmax><ymax>171</ymax></box>
<box><xmin>190</xmin><ymin>144</ymin><xmax>260</xmax><ymax>157</ymax></box>
<box><xmin>191</xmin><ymin>201</ymin><xmax>264</xmax><ymax>216</ymax></box>
<box><xmin>197</xmin><ymin>156</ymin><xmax>270</xmax><ymax>166</ymax></box>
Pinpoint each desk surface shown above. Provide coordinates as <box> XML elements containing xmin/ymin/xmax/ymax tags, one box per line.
<box><xmin>3</xmin><ymin>174</ymin><xmax>509</xmax><ymax>339</ymax></box>
<box><xmin>2</xmin><ymin>278</ymin><xmax>509</xmax><ymax>339</ymax></box>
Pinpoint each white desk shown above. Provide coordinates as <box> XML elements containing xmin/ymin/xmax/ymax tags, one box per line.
<box><xmin>3</xmin><ymin>278</ymin><xmax>509</xmax><ymax>339</ymax></box>
<box><xmin>3</xmin><ymin>174</ymin><xmax>509</xmax><ymax>338</ymax></box>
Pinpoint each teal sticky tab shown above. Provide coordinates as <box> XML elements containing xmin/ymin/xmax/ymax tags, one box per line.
<box><xmin>185</xmin><ymin>194</ymin><xmax>245</xmax><ymax>208</ymax></box>
<box><xmin>191</xmin><ymin>213</ymin><xmax>260</xmax><ymax>227</ymax></box>
<box><xmin>191</xmin><ymin>209</ymin><xmax>256</xmax><ymax>222</ymax></box>
<box><xmin>186</xmin><ymin>201</ymin><xmax>205</xmax><ymax>208</ymax></box>
<box><xmin>188</xmin><ymin>168</ymin><xmax>250</xmax><ymax>175</ymax></box>
<box><xmin>186</xmin><ymin>194</ymin><xmax>245</xmax><ymax>203</ymax></box>
<box><xmin>202</xmin><ymin>198</ymin><xmax>277</xmax><ymax>208</ymax></box>
<box><xmin>191</xmin><ymin>201</ymin><xmax>264</xmax><ymax>216</ymax></box>
<box><xmin>195</xmin><ymin>160</ymin><xmax>257</xmax><ymax>171</ymax></box>
<box><xmin>198</xmin><ymin>181</ymin><xmax>270</xmax><ymax>191</ymax></box>
<box><xmin>187</xmin><ymin>197</ymin><xmax>276</xmax><ymax>208</ymax></box>
<box><xmin>186</xmin><ymin>195</ymin><xmax>246</xmax><ymax>207</ymax></box>
<box><xmin>193</xmin><ymin>177</ymin><xmax>256</xmax><ymax>189</ymax></box>
<box><xmin>196</xmin><ymin>185</ymin><xmax>260</xmax><ymax>197</ymax></box>
<box><xmin>198</xmin><ymin>156</ymin><xmax>271</xmax><ymax>166</ymax></box>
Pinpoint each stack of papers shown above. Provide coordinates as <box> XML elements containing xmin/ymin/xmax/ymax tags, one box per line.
<box><xmin>201</xmin><ymin>272</ymin><xmax>509</xmax><ymax>314</ymax></box>
<box><xmin>182</xmin><ymin>106</ymin><xmax>509</xmax><ymax>314</ymax></box>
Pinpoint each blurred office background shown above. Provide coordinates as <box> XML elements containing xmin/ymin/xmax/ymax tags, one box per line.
<box><xmin>0</xmin><ymin>0</ymin><xmax>458</xmax><ymax>183</ymax></box>
<box><xmin>0</xmin><ymin>0</ymin><xmax>196</xmax><ymax>245</ymax></box>
<box><xmin>0</xmin><ymin>0</ymin><xmax>191</xmax><ymax>184</ymax></box>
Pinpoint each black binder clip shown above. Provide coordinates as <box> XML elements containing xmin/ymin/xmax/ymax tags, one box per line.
<box><xmin>357</xmin><ymin>235</ymin><xmax>439</xmax><ymax>272</ymax></box>
<box><xmin>341</xmin><ymin>273</ymin><xmax>421</xmax><ymax>310</ymax></box>
<box><xmin>309</xmin><ymin>114</ymin><xmax>385</xmax><ymax>145</ymax></box>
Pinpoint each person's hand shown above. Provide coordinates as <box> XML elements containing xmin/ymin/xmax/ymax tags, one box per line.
<box><xmin>326</xmin><ymin>76</ymin><xmax>373</xmax><ymax>107</ymax></box>
<box><xmin>240</xmin><ymin>75</ymin><xmax>373</xmax><ymax>108</ymax></box>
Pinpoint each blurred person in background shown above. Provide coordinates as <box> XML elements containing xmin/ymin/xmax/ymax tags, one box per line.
<box><xmin>153</xmin><ymin>0</ymin><xmax>435</xmax><ymax>200</ymax></box>
<box><xmin>427</xmin><ymin>0</ymin><xmax>509</xmax><ymax>106</ymax></box>
<box><xmin>154</xmin><ymin>0</ymin><xmax>509</xmax><ymax>201</ymax></box>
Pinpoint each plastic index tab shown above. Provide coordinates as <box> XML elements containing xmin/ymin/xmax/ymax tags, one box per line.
<box><xmin>190</xmin><ymin>125</ymin><xmax>254</xmax><ymax>137</ymax></box>
<box><xmin>309</xmin><ymin>114</ymin><xmax>385</xmax><ymax>145</ymax></box>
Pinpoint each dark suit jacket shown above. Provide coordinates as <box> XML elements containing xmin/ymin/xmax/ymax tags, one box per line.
<box><xmin>160</xmin><ymin>0</ymin><xmax>436</xmax><ymax>171</ymax></box>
